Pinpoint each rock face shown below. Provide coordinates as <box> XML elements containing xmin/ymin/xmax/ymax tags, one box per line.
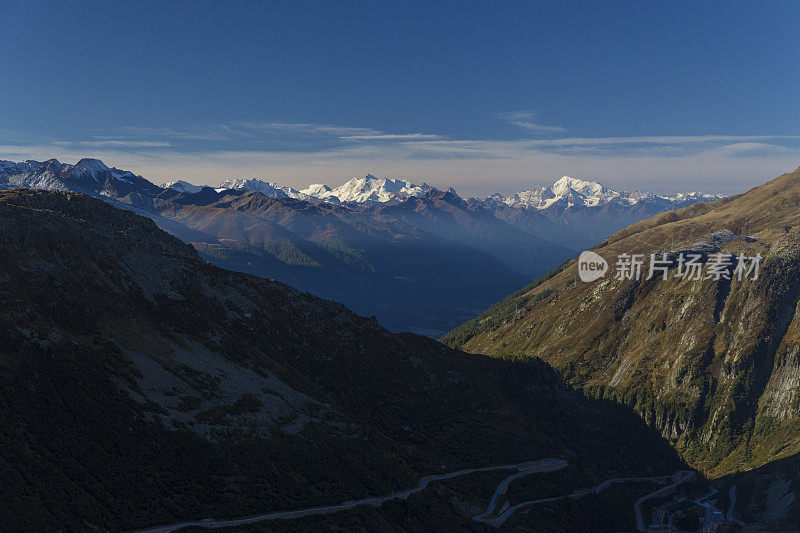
<box><xmin>445</xmin><ymin>166</ymin><xmax>800</xmax><ymax>481</ymax></box>
<box><xmin>0</xmin><ymin>189</ymin><xmax>683</xmax><ymax>530</ymax></box>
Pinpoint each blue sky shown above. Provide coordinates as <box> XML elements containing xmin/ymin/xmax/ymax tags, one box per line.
<box><xmin>2</xmin><ymin>0</ymin><xmax>799</xmax><ymax>195</ymax></box>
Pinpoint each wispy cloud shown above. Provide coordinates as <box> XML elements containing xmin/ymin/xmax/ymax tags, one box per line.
<box><xmin>497</xmin><ymin>110</ymin><xmax>567</xmax><ymax>134</ymax></box>
<box><xmin>53</xmin><ymin>140</ymin><xmax>171</xmax><ymax>147</ymax></box>
<box><xmin>233</xmin><ymin>121</ymin><xmax>382</xmax><ymax>138</ymax></box>
<box><xmin>104</xmin><ymin>122</ymin><xmax>441</xmax><ymax>144</ymax></box>
<box><xmin>341</xmin><ymin>133</ymin><xmax>442</xmax><ymax>141</ymax></box>
<box><xmin>121</xmin><ymin>124</ymin><xmax>234</xmax><ymax>140</ymax></box>
<box><xmin>708</xmin><ymin>142</ymin><xmax>798</xmax><ymax>157</ymax></box>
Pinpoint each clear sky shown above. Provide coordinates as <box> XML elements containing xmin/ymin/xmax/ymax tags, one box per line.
<box><xmin>2</xmin><ymin>0</ymin><xmax>799</xmax><ymax>195</ymax></box>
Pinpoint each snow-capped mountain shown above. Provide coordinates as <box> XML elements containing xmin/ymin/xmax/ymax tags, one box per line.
<box><xmin>0</xmin><ymin>157</ymin><xmax>725</xmax><ymax>253</ymax></box>
<box><xmin>211</xmin><ymin>173</ymin><xmax>434</xmax><ymax>203</ymax></box>
<box><xmin>159</xmin><ymin>171</ymin><xmax>722</xmax><ymax>212</ymax></box>
<box><xmin>323</xmin><ymin>174</ymin><xmax>433</xmax><ymax>203</ymax></box>
<box><xmin>216</xmin><ymin>178</ymin><xmax>304</xmax><ymax>199</ymax></box>
<box><xmin>299</xmin><ymin>183</ymin><xmax>339</xmax><ymax>203</ymax></box>
<box><xmin>0</xmin><ymin>160</ymin><xmax>45</xmax><ymax>176</ymax></box>
<box><xmin>0</xmin><ymin>158</ymin><xmax>160</xmax><ymax>196</ymax></box>
<box><xmin>491</xmin><ymin>176</ymin><xmax>723</xmax><ymax>211</ymax></box>
<box><xmin>473</xmin><ymin>176</ymin><xmax>724</xmax><ymax>250</ymax></box>
<box><xmin>161</xmin><ymin>179</ymin><xmax>204</xmax><ymax>194</ymax></box>
<box><xmin>3</xmin><ymin>158</ymin><xmax>721</xmax><ymax>213</ymax></box>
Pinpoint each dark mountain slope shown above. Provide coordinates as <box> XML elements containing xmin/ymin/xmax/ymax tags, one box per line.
<box><xmin>0</xmin><ymin>190</ymin><xmax>683</xmax><ymax>531</ymax></box>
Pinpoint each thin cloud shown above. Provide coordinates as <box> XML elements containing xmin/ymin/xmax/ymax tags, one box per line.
<box><xmin>53</xmin><ymin>140</ymin><xmax>171</xmax><ymax>147</ymax></box>
<box><xmin>341</xmin><ymin>133</ymin><xmax>442</xmax><ymax>141</ymax></box>
<box><xmin>233</xmin><ymin>121</ymin><xmax>381</xmax><ymax>138</ymax></box>
<box><xmin>113</xmin><ymin>125</ymin><xmax>229</xmax><ymax>140</ymax></box>
<box><xmin>497</xmin><ymin>110</ymin><xmax>567</xmax><ymax>134</ymax></box>
<box><xmin>403</xmin><ymin>135</ymin><xmax>800</xmax><ymax>159</ymax></box>
<box><xmin>708</xmin><ymin>142</ymin><xmax>796</xmax><ymax>157</ymax></box>
<box><xmin>519</xmin><ymin>134</ymin><xmax>800</xmax><ymax>147</ymax></box>
<box><xmin>88</xmin><ymin>122</ymin><xmax>442</xmax><ymax>145</ymax></box>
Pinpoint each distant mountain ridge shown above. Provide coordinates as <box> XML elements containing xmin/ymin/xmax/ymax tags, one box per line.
<box><xmin>154</xmin><ymin>169</ymin><xmax>723</xmax><ymax>250</ymax></box>
<box><xmin>0</xmin><ymin>157</ymin><xmax>721</xmax><ymax>333</ymax></box>
<box><xmin>158</xmin><ymin>170</ymin><xmax>722</xmax><ymax>209</ymax></box>
<box><xmin>1</xmin><ymin>158</ymin><xmax>720</xmax><ymax>220</ymax></box>
<box><xmin>0</xmin><ymin>158</ymin><xmax>156</xmax><ymax>195</ymax></box>
<box><xmin>492</xmin><ymin>175</ymin><xmax>721</xmax><ymax>210</ymax></box>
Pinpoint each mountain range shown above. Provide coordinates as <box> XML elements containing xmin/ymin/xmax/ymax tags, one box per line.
<box><xmin>444</xmin><ymin>165</ymin><xmax>800</xmax><ymax>528</ymax></box>
<box><xmin>163</xmin><ymin>171</ymin><xmax>719</xmax><ymax>210</ymax></box>
<box><xmin>0</xmin><ymin>158</ymin><xmax>720</xmax><ymax>336</ymax></box>
<box><xmin>161</xmin><ymin>169</ymin><xmax>723</xmax><ymax>252</ymax></box>
<box><xmin>163</xmin><ymin>174</ymin><xmax>440</xmax><ymax>204</ymax></box>
<box><xmin>0</xmin><ymin>188</ymin><xmax>686</xmax><ymax>530</ymax></box>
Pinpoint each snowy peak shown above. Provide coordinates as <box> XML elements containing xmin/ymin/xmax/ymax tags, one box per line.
<box><xmin>1</xmin><ymin>159</ymin><xmax>438</xmax><ymax>205</ymax></box>
<box><xmin>216</xmin><ymin>178</ymin><xmax>303</xmax><ymax>199</ymax></box>
<box><xmin>75</xmin><ymin>158</ymin><xmax>109</xmax><ymax>175</ymax></box>
<box><xmin>161</xmin><ymin>173</ymin><xmax>434</xmax><ymax>203</ymax></box>
<box><xmin>0</xmin><ymin>160</ymin><xmax>45</xmax><ymax>176</ymax></box>
<box><xmin>300</xmin><ymin>183</ymin><xmax>339</xmax><ymax>203</ymax></box>
<box><xmin>550</xmin><ymin>176</ymin><xmax>609</xmax><ymax>198</ymax></box>
<box><xmin>328</xmin><ymin>174</ymin><xmax>433</xmax><ymax>203</ymax></box>
<box><xmin>0</xmin><ymin>158</ymin><xmax>161</xmax><ymax>195</ymax></box>
<box><xmin>301</xmin><ymin>183</ymin><xmax>332</xmax><ymax>195</ymax></box>
<box><xmin>66</xmin><ymin>158</ymin><xmax>110</xmax><ymax>184</ymax></box>
<box><xmin>162</xmin><ymin>180</ymin><xmax>204</xmax><ymax>194</ymax></box>
<box><xmin>498</xmin><ymin>175</ymin><xmax>722</xmax><ymax>210</ymax></box>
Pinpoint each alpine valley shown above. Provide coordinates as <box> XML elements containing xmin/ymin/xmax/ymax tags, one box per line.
<box><xmin>6</xmin><ymin>2</ymin><xmax>797</xmax><ymax>531</ymax></box>
<box><xmin>3</xmin><ymin>160</ymin><xmax>799</xmax><ymax>530</ymax></box>
<box><xmin>0</xmin><ymin>158</ymin><xmax>720</xmax><ymax>336</ymax></box>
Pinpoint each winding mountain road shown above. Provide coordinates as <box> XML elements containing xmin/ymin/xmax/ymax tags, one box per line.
<box><xmin>136</xmin><ymin>458</ymin><xmax>567</xmax><ymax>533</ymax></box>
<box><xmin>472</xmin><ymin>459</ymin><xmax>568</xmax><ymax>522</ymax></box>
<box><xmin>479</xmin><ymin>471</ymin><xmax>692</xmax><ymax>528</ymax></box>
<box><xmin>136</xmin><ymin>459</ymin><xmax>694</xmax><ymax>532</ymax></box>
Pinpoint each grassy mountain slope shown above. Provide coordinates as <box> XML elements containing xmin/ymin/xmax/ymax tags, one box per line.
<box><xmin>0</xmin><ymin>189</ymin><xmax>683</xmax><ymax>531</ymax></box>
<box><xmin>444</xmin><ymin>166</ymin><xmax>800</xmax><ymax>482</ymax></box>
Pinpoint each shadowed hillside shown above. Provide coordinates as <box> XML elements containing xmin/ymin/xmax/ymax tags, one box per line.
<box><xmin>0</xmin><ymin>189</ymin><xmax>684</xmax><ymax>530</ymax></box>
